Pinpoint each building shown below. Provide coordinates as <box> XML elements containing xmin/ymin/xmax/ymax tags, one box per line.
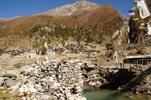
<box><xmin>123</xmin><ymin>55</ymin><xmax>151</xmax><ymax>65</ymax></box>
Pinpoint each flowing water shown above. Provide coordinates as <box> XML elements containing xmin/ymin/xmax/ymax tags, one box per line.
<box><xmin>84</xmin><ymin>86</ymin><xmax>151</xmax><ymax>100</ymax></box>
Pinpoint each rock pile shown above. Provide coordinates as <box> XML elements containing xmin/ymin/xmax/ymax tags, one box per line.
<box><xmin>0</xmin><ymin>60</ymin><xmax>86</xmax><ymax>100</ymax></box>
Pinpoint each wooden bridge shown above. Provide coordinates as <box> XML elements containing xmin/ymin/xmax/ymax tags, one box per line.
<box><xmin>123</xmin><ymin>55</ymin><xmax>151</xmax><ymax>90</ymax></box>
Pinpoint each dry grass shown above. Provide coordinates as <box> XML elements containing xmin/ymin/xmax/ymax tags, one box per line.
<box><xmin>0</xmin><ymin>4</ymin><xmax>127</xmax><ymax>49</ymax></box>
<box><xmin>0</xmin><ymin>54</ymin><xmax>37</xmax><ymax>68</ymax></box>
<box><xmin>0</xmin><ymin>88</ymin><xmax>18</xmax><ymax>100</ymax></box>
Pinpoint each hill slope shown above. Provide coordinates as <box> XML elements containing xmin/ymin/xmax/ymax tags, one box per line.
<box><xmin>0</xmin><ymin>1</ymin><xmax>128</xmax><ymax>49</ymax></box>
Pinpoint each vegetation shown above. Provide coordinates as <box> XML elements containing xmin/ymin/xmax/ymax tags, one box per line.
<box><xmin>0</xmin><ymin>88</ymin><xmax>18</xmax><ymax>100</ymax></box>
<box><xmin>30</xmin><ymin>24</ymin><xmax>98</xmax><ymax>46</ymax></box>
<box><xmin>105</xmin><ymin>41</ymin><xmax>115</xmax><ymax>58</ymax></box>
<box><xmin>41</xmin><ymin>46</ymin><xmax>47</xmax><ymax>55</ymax></box>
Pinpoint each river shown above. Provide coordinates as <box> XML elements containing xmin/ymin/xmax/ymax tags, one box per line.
<box><xmin>84</xmin><ymin>86</ymin><xmax>151</xmax><ymax>100</ymax></box>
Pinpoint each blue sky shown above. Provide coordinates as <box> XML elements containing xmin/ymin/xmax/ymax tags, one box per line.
<box><xmin>0</xmin><ymin>0</ymin><xmax>134</xmax><ymax>18</ymax></box>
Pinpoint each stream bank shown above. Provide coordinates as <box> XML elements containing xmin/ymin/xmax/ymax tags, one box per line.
<box><xmin>82</xmin><ymin>63</ymin><xmax>151</xmax><ymax>94</ymax></box>
<box><xmin>84</xmin><ymin>86</ymin><xmax>151</xmax><ymax>100</ymax></box>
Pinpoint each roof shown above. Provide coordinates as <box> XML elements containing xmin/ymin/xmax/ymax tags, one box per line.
<box><xmin>126</xmin><ymin>55</ymin><xmax>151</xmax><ymax>59</ymax></box>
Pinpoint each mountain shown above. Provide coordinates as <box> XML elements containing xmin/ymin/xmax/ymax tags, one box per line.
<box><xmin>40</xmin><ymin>0</ymin><xmax>100</xmax><ymax>16</ymax></box>
<box><xmin>0</xmin><ymin>18</ymin><xmax>6</xmax><ymax>21</ymax></box>
<box><xmin>0</xmin><ymin>0</ymin><xmax>128</xmax><ymax>49</ymax></box>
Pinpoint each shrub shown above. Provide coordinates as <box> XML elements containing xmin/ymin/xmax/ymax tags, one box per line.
<box><xmin>41</xmin><ymin>46</ymin><xmax>47</xmax><ymax>55</ymax></box>
<box><xmin>105</xmin><ymin>42</ymin><xmax>115</xmax><ymax>57</ymax></box>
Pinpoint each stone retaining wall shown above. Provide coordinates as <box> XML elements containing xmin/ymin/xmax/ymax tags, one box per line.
<box><xmin>0</xmin><ymin>60</ymin><xmax>86</xmax><ymax>100</ymax></box>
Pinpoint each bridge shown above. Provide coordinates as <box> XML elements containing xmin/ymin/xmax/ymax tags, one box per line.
<box><xmin>123</xmin><ymin>55</ymin><xmax>151</xmax><ymax>91</ymax></box>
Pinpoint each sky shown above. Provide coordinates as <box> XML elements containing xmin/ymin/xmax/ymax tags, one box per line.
<box><xmin>0</xmin><ymin>0</ymin><xmax>134</xmax><ymax>18</ymax></box>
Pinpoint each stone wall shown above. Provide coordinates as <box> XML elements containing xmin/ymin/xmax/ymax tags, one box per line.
<box><xmin>0</xmin><ymin>60</ymin><xmax>86</xmax><ymax>100</ymax></box>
